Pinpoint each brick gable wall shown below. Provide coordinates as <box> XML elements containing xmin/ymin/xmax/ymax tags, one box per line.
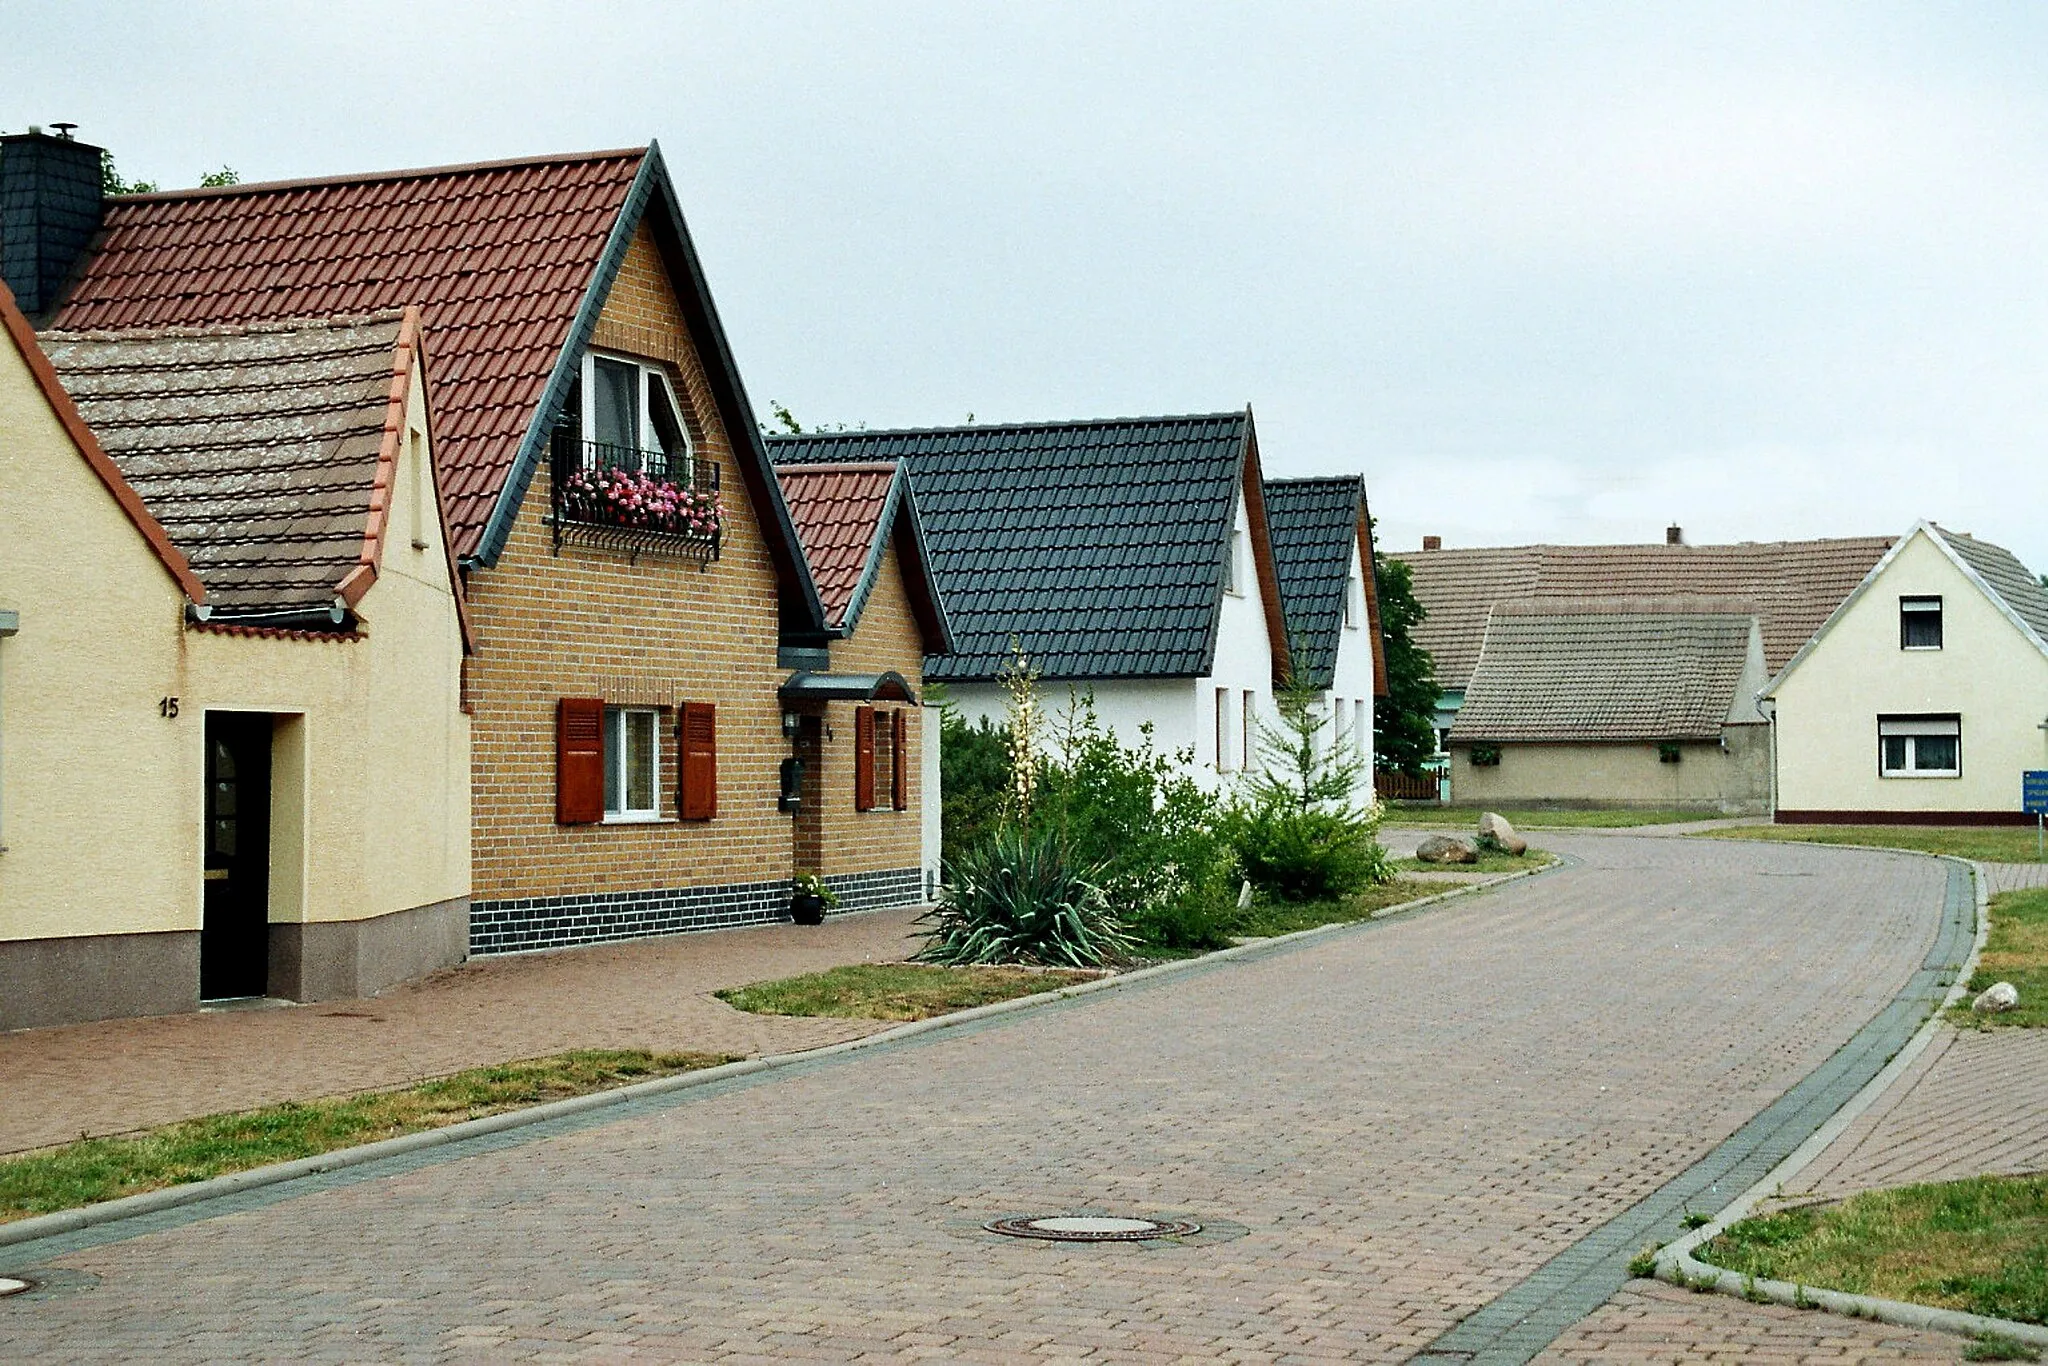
<box><xmin>463</xmin><ymin>222</ymin><xmax>799</xmax><ymax>949</ymax></box>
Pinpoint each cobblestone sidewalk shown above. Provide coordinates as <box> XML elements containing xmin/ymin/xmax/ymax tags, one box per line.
<box><xmin>0</xmin><ymin>908</ymin><xmax>924</xmax><ymax>1156</ymax></box>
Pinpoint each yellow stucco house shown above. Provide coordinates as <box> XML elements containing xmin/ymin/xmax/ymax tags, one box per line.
<box><xmin>1766</xmin><ymin>522</ymin><xmax>2048</xmax><ymax>823</ymax></box>
<box><xmin>0</xmin><ymin>287</ymin><xmax>473</xmax><ymax>1030</ymax></box>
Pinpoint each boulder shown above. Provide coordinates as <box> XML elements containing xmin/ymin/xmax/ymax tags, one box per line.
<box><xmin>1415</xmin><ymin>835</ymin><xmax>1478</xmax><ymax>865</ymax></box>
<box><xmin>1972</xmin><ymin>981</ymin><xmax>2021</xmax><ymax>1014</ymax></box>
<box><xmin>1476</xmin><ymin>812</ymin><xmax>1528</xmax><ymax>856</ymax></box>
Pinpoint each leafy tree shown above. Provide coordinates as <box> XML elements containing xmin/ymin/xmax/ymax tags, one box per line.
<box><xmin>1373</xmin><ymin>545</ymin><xmax>1440</xmax><ymax>775</ymax></box>
<box><xmin>937</xmin><ymin>701</ymin><xmax>1010</xmax><ymax>869</ymax></box>
<box><xmin>198</xmin><ymin>166</ymin><xmax>239</xmax><ymax>188</ymax></box>
<box><xmin>100</xmin><ymin>152</ymin><xmax>157</xmax><ymax>196</ymax></box>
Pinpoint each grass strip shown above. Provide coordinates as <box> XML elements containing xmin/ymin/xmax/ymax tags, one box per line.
<box><xmin>1951</xmin><ymin>886</ymin><xmax>2048</xmax><ymax>1028</ymax></box>
<box><xmin>1230</xmin><ymin>877</ymin><xmax>1447</xmax><ymax>937</ymax></box>
<box><xmin>0</xmin><ymin>1048</ymin><xmax>736</xmax><ymax>1222</ymax></box>
<box><xmin>1383</xmin><ymin>806</ymin><xmax>1707</xmax><ymax>828</ymax></box>
<box><xmin>1395</xmin><ymin>850</ymin><xmax>1554</xmax><ymax>875</ymax></box>
<box><xmin>1699</xmin><ymin>1174</ymin><xmax>2048</xmax><ymax>1325</ymax></box>
<box><xmin>716</xmin><ymin>962</ymin><xmax>1097</xmax><ymax>1022</ymax></box>
<box><xmin>1703</xmin><ymin>824</ymin><xmax>2048</xmax><ymax>864</ymax></box>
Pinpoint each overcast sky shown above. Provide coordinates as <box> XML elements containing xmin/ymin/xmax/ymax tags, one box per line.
<box><xmin>8</xmin><ymin>3</ymin><xmax>2045</xmax><ymax>566</ymax></box>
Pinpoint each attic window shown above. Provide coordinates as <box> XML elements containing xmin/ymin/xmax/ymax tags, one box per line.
<box><xmin>1900</xmin><ymin>596</ymin><xmax>1942</xmax><ymax>650</ymax></box>
<box><xmin>584</xmin><ymin>352</ymin><xmax>692</xmax><ymax>480</ymax></box>
<box><xmin>1225</xmin><ymin>526</ymin><xmax>1246</xmax><ymax>597</ymax></box>
<box><xmin>1344</xmin><ymin>566</ymin><xmax>1363</xmax><ymax>629</ymax></box>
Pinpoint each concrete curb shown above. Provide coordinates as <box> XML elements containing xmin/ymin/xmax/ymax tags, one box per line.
<box><xmin>1653</xmin><ymin>854</ymin><xmax>2047</xmax><ymax>1348</ymax></box>
<box><xmin>0</xmin><ymin>856</ymin><xmax>1563</xmax><ymax>1255</ymax></box>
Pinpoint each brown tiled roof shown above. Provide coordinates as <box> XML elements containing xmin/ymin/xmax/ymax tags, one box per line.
<box><xmin>775</xmin><ymin>462</ymin><xmax>898</xmax><ymax>630</ymax></box>
<box><xmin>40</xmin><ymin>312</ymin><xmax>417</xmax><ymax>615</ymax></box>
<box><xmin>1399</xmin><ymin>537</ymin><xmax>1895</xmax><ymax>689</ymax></box>
<box><xmin>47</xmin><ymin>150</ymin><xmax>646</xmax><ymax>556</ymax></box>
<box><xmin>1450</xmin><ymin>605</ymin><xmax>1759</xmax><ymax>744</ymax></box>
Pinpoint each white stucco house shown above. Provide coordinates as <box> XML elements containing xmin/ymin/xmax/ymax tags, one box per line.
<box><xmin>1765</xmin><ymin>522</ymin><xmax>2048</xmax><ymax>823</ymax></box>
<box><xmin>769</xmin><ymin>412</ymin><xmax>1386</xmax><ymax>802</ymax></box>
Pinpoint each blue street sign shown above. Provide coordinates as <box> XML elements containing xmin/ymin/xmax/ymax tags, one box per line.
<box><xmin>2026</xmin><ymin>771</ymin><xmax>2048</xmax><ymax>815</ymax></box>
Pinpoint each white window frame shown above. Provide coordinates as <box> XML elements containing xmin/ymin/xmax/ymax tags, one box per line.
<box><xmin>1354</xmin><ymin>699</ymin><xmax>1367</xmax><ymax>761</ymax></box>
<box><xmin>581</xmin><ymin>351</ymin><xmax>694</xmax><ymax>477</ymax></box>
<box><xmin>1215</xmin><ymin>686</ymin><xmax>1234</xmax><ymax>772</ymax></box>
<box><xmin>1900</xmin><ymin>596</ymin><xmax>1943</xmax><ymax>651</ymax></box>
<box><xmin>603</xmin><ymin>705</ymin><xmax>663</xmax><ymax>821</ymax></box>
<box><xmin>1878</xmin><ymin>715</ymin><xmax>1961</xmax><ymax>779</ymax></box>
<box><xmin>408</xmin><ymin>427</ymin><xmax>431</xmax><ymax>551</ymax></box>
<box><xmin>1224</xmin><ymin>525</ymin><xmax>1245</xmax><ymax>597</ymax></box>
<box><xmin>1242</xmin><ymin>690</ymin><xmax>1257</xmax><ymax>771</ymax></box>
<box><xmin>1344</xmin><ymin>567</ymin><xmax>1363</xmax><ymax>629</ymax></box>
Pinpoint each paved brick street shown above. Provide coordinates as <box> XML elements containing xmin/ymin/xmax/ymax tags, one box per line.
<box><xmin>0</xmin><ymin>908</ymin><xmax>924</xmax><ymax>1156</ymax></box>
<box><xmin>1</xmin><ymin>836</ymin><xmax>1966</xmax><ymax>1362</ymax></box>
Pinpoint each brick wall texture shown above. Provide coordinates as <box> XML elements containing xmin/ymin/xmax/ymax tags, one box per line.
<box><xmin>461</xmin><ymin>222</ymin><xmax>924</xmax><ymax>951</ymax></box>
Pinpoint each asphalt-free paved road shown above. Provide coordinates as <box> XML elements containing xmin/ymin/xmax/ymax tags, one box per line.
<box><xmin>1</xmin><ymin>835</ymin><xmax>1966</xmax><ymax>1362</ymax></box>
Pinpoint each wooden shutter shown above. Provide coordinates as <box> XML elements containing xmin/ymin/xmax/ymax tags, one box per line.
<box><xmin>555</xmin><ymin>698</ymin><xmax>605</xmax><ymax>825</ymax></box>
<box><xmin>679</xmin><ymin>702</ymin><xmax>717</xmax><ymax>820</ymax></box>
<box><xmin>891</xmin><ymin>709</ymin><xmax>909</xmax><ymax>810</ymax></box>
<box><xmin>854</xmin><ymin>705</ymin><xmax>877</xmax><ymax>811</ymax></box>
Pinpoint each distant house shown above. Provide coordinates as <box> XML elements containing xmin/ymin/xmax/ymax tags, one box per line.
<box><xmin>775</xmin><ymin>461</ymin><xmax>954</xmax><ymax>899</ymax></box>
<box><xmin>1263</xmin><ymin>476</ymin><xmax>1388</xmax><ymax>799</ymax></box>
<box><xmin>1402</xmin><ymin>530</ymin><xmax>1894</xmax><ymax>809</ymax></box>
<box><xmin>771</xmin><ymin>412</ymin><xmax>1315</xmax><ymax>785</ymax></box>
<box><xmin>1447</xmin><ymin>601</ymin><xmax>1771</xmax><ymax>812</ymax></box>
<box><xmin>0</xmin><ymin>290</ymin><xmax>473</xmax><ymax>1030</ymax></box>
<box><xmin>1765</xmin><ymin>523</ymin><xmax>2048</xmax><ymax>823</ymax></box>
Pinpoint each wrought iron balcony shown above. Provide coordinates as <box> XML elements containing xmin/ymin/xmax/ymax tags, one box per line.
<box><xmin>549</xmin><ymin>431</ymin><xmax>722</xmax><ymax>564</ymax></box>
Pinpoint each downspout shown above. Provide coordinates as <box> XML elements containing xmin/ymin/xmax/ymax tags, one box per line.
<box><xmin>1759</xmin><ymin>696</ymin><xmax>1779</xmax><ymax>822</ymax></box>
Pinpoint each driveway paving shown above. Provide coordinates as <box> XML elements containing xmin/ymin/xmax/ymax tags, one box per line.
<box><xmin>0</xmin><ymin>835</ymin><xmax>1958</xmax><ymax>1363</ymax></box>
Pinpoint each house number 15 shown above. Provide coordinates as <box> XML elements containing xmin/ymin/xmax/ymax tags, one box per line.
<box><xmin>159</xmin><ymin>697</ymin><xmax>180</xmax><ymax>718</ymax></box>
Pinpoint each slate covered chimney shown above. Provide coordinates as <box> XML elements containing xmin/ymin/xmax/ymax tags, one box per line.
<box><xmin>1666</xmin><ymin>524</ymin><xmax>1683</xmax><ymax>546</ymax></box>
<box><xmin>0</xmin><ymin>125</ymin><xmax>105</xmax><ymax>317</ymax></box>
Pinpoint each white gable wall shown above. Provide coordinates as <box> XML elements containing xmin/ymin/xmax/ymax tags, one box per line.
<box><xmin>1319</xmin><ymin>536</ymin><xmax>1378</xmax><ymax>801</ymax></box>
<box><xmin>1772</xmin><ymin>529</ymin><xmax>2048</xmax><ymax>815</ymax></box>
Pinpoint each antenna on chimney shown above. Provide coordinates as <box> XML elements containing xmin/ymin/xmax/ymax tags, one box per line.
<box><xmin>49</xmin><ymin>123</ymin><xmax>77</xmax><ymax>140</ymax></box>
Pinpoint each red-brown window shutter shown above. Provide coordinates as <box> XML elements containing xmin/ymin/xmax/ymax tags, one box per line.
<box><xmin>891</xmin><ymin>709</ymin><xmax>909</xmax><ymax>811</ymax></box>
<box><xmin>556</xmin><ymin>697</ymin><xmax>605</xmax><ymax>825</ymax></box>
<box><xmin>679</xmin><ymin>702</ymin><xmax>717</xmax><ymax>820</ymax></box>
<box><xmin>854</xmin><ymin>705</ymin><xmax>877</xmax><ymax>811</ymax></box>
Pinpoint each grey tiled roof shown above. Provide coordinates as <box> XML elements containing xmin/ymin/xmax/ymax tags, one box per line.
<box><xmin>40</xmin><ymin>313</ymin><xmax>405</xmax><ymax>614</ymax></box>
<box><xmin>769</xmin><ymin>413</ymin><xmax>1251</xmax><ymax>680</ymax></box>
<box><xmin>1449</xmin><ymin>605</ymin><xmax>1758</xmax><ymax>743</ymax></box>
<box><xmin>1264</xmin><ymin>476</ymin><xmax>1362</xmax><ymax>690</ymax></box>
<box><xmin>1936</xmin><ymin>526</ymin><xmax>2048</xmax><ymax>644</ymax></box>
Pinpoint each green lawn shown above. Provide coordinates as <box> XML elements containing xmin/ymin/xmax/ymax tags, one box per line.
<box><xmin>1229</xmin><ymin>877</ymin><xmax>1450</xmax><ymax>937</ymax></box>
<box><xmin>1704</xmin><ymin>824</ymin><xmax>2048</xmax><ymax>863</ymax></box>
<box><xmin>1383</xmin><ymin>806</ymin><xmax>1711</xmax><ymax>829</ymax></box>
<box><xmin>715</xmin><ymin>962</ymin><xmax>1097</xmax><ymax>1022</ymax></box>
<box><xmin>0</xmin><ymin>1049</ymin><xmax>736</xmax><ymax>1222</ymax></box>
<box><xmin>1394</xmin><ymin>849</ymin><xmax>1555</xmax><ymax>875</ymax></box>
<box><xmin>1951</xmin><ymin>887</ymin><xmax>2048</xmax><ymax>1029</ymax></box>
<box><xmin>1699</xmin><ymin>1173</ymin><xmax>2048</xmax><ymax>1325</ymax></box>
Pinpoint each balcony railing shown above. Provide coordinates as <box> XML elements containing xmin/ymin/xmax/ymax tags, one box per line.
<box><xmin>549</xmin><ymin>432</ymin><xmax>722</xmax><ymax>565</ymax></box>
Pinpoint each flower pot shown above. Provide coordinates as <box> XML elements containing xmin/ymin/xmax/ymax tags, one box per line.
<box><xmin>790</xmin><ymin>892</ymin><xmax>828</xmax><ymax>926</ymax></box>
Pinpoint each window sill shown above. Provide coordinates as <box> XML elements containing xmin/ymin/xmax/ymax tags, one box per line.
<box><xmin>1879</xmin><ymin>772</ymin><xmax>1961</xmax><ymax>780</ymax></box>
<box><xmin>602</xmin><ymin>813</ymin><xmax>675</xmax><ymax>825</ymax></box>
<box><xmin>1901</xmin><ymin>645</ymin><xmax>1943</xmax><ymax>652</ymax></box>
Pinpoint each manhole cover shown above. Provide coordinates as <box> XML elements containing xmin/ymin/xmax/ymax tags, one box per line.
<box><xmin>985</xmin><ymin>1215</ymin><xmax>1201</xmax><ymax>1242</ymax></box>
<box><xmin>0</xmin><ymin>1278</ymin><xmax>28</xmax><ymax>1298</ymax></box>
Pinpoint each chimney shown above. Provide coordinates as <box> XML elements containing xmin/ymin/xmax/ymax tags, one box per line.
<box><xmin>0</xmin><ymin>125</ymin><xmax>105</xmax><ymax>317</ymax></box>
<box><xmin>1422</xmin><ymin>535</ymin><xmax>1442</xmax><ymax>551</ymax></box>
<box><xmin>1665</xmin><ymin>524</ymin><xmax>1683</xmax><ymax>546</ymax></box>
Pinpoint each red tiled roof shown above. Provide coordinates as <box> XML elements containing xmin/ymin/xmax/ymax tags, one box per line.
<box><xmin>775</xmin><ymin>462</ymin><xmax>898</xmax><ymax>629</ymax></box>
<box><xmin>1399</xmin><ymin>537</ymin><xmax>1897</xmax><ymax>688</ymax></box>
<box><xmin>50</xmin><ymin>150</ymin><xmax>647</xmax><ymax>556</ymax></box>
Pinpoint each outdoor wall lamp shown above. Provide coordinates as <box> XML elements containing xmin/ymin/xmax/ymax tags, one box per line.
<box><xmin>781</xmin><ymin>710</ymin><xmax>801</xmax><ymax>740</ymax></box>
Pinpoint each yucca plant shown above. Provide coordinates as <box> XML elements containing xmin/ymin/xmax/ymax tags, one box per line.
<box><xmin>916</xmin><ymin>825</ymin><xmax>1133</xmax><ymax>967</ymax></box>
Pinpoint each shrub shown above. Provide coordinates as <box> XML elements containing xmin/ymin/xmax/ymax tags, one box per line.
<box><xmin>1227</xmin><ymin>800</ymin><xmax>1392</xmax><ymax>902</ymax></box>
<box><xmin>915</xmin><ymin>825</ymin><xmax>1133</xmax><ymax>967</ymax></box>
<box><xmin>938</xmin><ymin>704</ymin><xmax>1010</xmax><ymax>869</ymax></box>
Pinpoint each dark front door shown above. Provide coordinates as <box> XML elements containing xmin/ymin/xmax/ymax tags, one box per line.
<box><xmin>200</xmin><ymin>713</ymin><xmax>272</xmax><ymax>1000</ymax></box>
